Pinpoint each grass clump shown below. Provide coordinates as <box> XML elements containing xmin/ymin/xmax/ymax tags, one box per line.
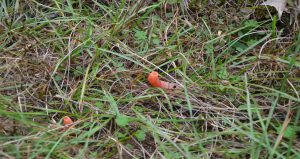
<box><xmin>0</xmin><ymin>0</ymin><xmax>299</xmax><ymax>158</ymax></box>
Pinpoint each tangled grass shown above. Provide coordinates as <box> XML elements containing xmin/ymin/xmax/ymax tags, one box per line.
<box><xmin>0</xmin><ymin>0</ymin><xmax>299</xmax><ymax>158</ymax></box>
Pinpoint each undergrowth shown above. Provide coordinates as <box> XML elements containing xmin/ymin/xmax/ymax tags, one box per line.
<box><xmin>0</xmin><ymin>0</ymin><xmax>299</xmax><ymax>158</ymax></box>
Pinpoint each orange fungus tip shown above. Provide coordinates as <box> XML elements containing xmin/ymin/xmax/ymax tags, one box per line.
<box><xmin>147</xmin><ymin>71</ymin><xmax>179</xmax><ymax>89</ymax></box>
<box><xmin>63</xmin><ymin>116</ymin><xmax>73</xmax><ymax>125</ymax></box>
<box><xmin>147</xmin><ymin>71</ymin><xmax>162</xmax><ymax>87</ymax></box>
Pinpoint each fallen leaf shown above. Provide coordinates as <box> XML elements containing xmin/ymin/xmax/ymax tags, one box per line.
<box><xmin>261</xmin><ymin>0</ymin><xmax>288</xmax><ymax>18</ymax></box>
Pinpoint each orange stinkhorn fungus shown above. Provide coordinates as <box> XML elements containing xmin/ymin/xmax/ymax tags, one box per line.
<box><xmin>63</xmin><ymin>116</ymin><xmax>74</xmax><ymax>128</ymax></box>
<box><xmin>63</xmin><ymin>116</ymin><xmax>73</xmax><ymax>125</ymax></box>
<box><xmin>147</xmin><ymin>71</ymin><xmax>162</xmax><ymax>87</ymax></box>
<box><xmin>147</xmin><ymin>71</ymin><xmax>179</xmax><ymax>89</ymax></box>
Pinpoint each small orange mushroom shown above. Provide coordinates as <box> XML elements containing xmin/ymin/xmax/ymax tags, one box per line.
<box><xmin>147</xmin><ymin>71</ymin><xmax>179</xmax><ymax>89</ymax></box>
<box><xmin>63</xmin><ymin>116</ymin><xmax>74</xmax><ymax>130</ymax></box>
<box><xmin>63</xmin><ymin>116</ymin><xmax>73</xmax><ymax>125</ymax></box>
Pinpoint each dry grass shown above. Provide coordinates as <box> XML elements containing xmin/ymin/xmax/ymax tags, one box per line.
<box><xmin>0</xmin><ymin>0</ymin><xmax>299</xmax><ymax>158</ymax></box>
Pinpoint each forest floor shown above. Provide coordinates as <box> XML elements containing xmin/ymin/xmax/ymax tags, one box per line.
<box><xmin>0</xmin><ymin>1</ymin><xmax>300</xmax><ymax>158</ymax></box>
